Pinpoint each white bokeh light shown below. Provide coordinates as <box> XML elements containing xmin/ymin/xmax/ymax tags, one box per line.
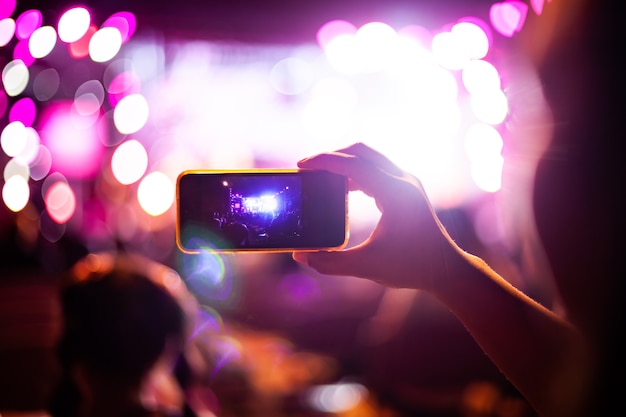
<box><xmin>113</xmin><ymin>93</ymin><xmax>149</xmax><ymax>134</ymax></box>
<box><xmin>111</xmin><ymin>139</ymin><xmax>148</xmax><ymax>185</ymax></box>
<box><xmin>57</xmin><ymin>7</ymin><xmax>91</xmax><ymax>43</ymax></box>
<box><xmin>462</xmin><ymin>59</ymin><xmax>501</xmax><ymax>95</ymax></box>
<box><xmin>470</xmin><ymin>155</ymin><xmax>503</xmax><ymax>193</ymax></box>
<box><xmin>464</xmin><ymin>123</ymin><xmax>504</xmax><ymax>163</ymax></box>
<box><xmin>451</xmin><ymin>21</ymin><xmax>490</xmax><ymax>60</ymax></box>
<box><xmin>28</xmin><ymin>25</ymin><xmax>57</xmax><ymax>59</ymax></box>
<box><xmin>2</xmin><ymin>59</ymin><xmax>29</xmax><ymax>97</ymax></box>
<box><xmin>4</xmin><ymin>158</ymin><xmax>30</xmax><ymax>182</ymax></box>
<box><xmin>3</xmin><ymin>175</ymin><xmax>30</xmax><ymax>212</ymax></box>
<box><xmin>137</xmin><ymin>171</ymin><xmax>174</xmax><ymax>216</ymax></box>
<box><xmin>89</xmin><ymin>27</ymin><xmax>123</xmax><ymax>63</ymax></box>
<box><xmin>1</xmin><ymin>121</ymin><xmax>27</xmax><ymax>157</ymax></box>
<box><xmin>470</xmin><ymin>89</ymin><xmax>509</xmax><ymax>125</ymax></box>
<box><xmin>0</xmin><ymin>18</ymin><xmax>15</xmax><ymax>47</ymax></box>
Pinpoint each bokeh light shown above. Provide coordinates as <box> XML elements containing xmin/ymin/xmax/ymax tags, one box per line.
<box><xmin>2</xmin><ymin>59</ymin><xmax>29</xmax><ymax>96</ymax></box>
<box><xmin>470</xmin><ymin>89</ymin><xmax>508</xmax><ymax>124</ymax></box>
<box><xmin>28</xmin><ymin>25</ymin><xmax>57</xmax><ymax>58</ymax></box>
<box><xmin>69</xmin><ymin>24</ymin><xmax>97</xmax><ymax>58</ymax></box>
<box><xmin>39</xmin><ymin>101</ymin><xmax>106</xmax><ymax>178</ymax></box>
<box><xmin>113</xmin><ymin>93</ymin><xmax>149</xmax><ymax>134</ymax></box>
<box><xmin>462</xmin><ymin>59</ymin><xmax>501</xmax><ymax>95</ymax></box>
<box><xmin>4</xmin><ymin>157</ymin><xmax>29</xmax><ymax>181</ymax></box>
<box><xmin>74</xmin><ymin>79</ymin><xmax>105</xmax><ymax>116</ymax></box>
<box><xmin>490</xmin><ymin>1</ymin><xmax>529</xmax><ymax>37</ymax></box>
<box><xmin>0</xmin><ymin>0</ymin><xmax>16</xmax><ymax>20</ymax></box>
<box><xmin>9</xmin><ymin>96</ymin><xmax>36</xmax><ymax>126</ymax></box>
<box><xmin>12</xmin><ymin>38</ymin><xmax>35</xmax><ymax>66</ymax></box>
<box><xmin>316</xmin><ymin>19</ymin><xmax>357</xmax><ymax>49</ymax></box>
<box><xmin>57</xmin><ymin>6</ymin><xmax>91</xmax><ymax>42</ymax></box>
<box><xmin>306</xmin><ymin>382</ymin><xmax>368</xmax><ymax>413</ymax></box>
<box><xmin>2</xmin><ymin>174</ymin><xmax>29</xmax><ymax>212</ymax></box>
<box><xmin>44</xmin><ymin>179</ymin><xmax>76</xmax><ymax>224</ymax></box>
<box><xmin>111</xmin><ymin>139</ymin><xmax>148</xmax><ymax>185</ymax></box>
<box><xmin>137</xmin><ymin>171</ymin><xmax>174</xmax><ymax>216</ymax></box>
<box><xmin>28</xmin><ymin>144</ymin><xmax>52</xmax><ymax>180</ymax></box>
<box><xmin>89</xmin><ymin>26</ymin><xmax>122</xmax><ymax>62</ymax></box>
<box><xmin>102</xmin><ymin>11</ymin><xmax>136</xmax><ymax>43</ymax></box>
<box><xmin>0</xmin><ymin>17</ymin><xmax>15</xmax><ymax>46</ymax></box>
<box><xmin>16</xmin><ymin>127</ymin><xmax>42</xmax><ymax>165</ymax></box>
<box><xmin>33</xmin><ymin>68</ymin><xmax>60</xmax><ymax>101</ymax></box>
<box><xmin>1</xmin><ymin>120</ymin><xmax>27</xmax><ymax>157</ymax></box>
<box><xmin>15</xmin><ymin>9</ymin><xmax>42</xmax><ymax>40</ymax></box>
<box><xmin>269</xmin><ymin>57</ymin><xmax>314</xmax><ymax>95</ymax></box>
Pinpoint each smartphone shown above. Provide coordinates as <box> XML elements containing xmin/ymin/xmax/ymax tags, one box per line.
<box><xmin>176</xmin><ymin>169</ymin><xmax>349</xmax><ymax>253</ymax></box>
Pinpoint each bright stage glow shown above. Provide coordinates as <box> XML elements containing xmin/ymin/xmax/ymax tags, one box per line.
<box><xmin>0</xmin><ymin>0</ymin><xmax>555</xmax><ymax>258</ymax></box>
<box><xmin>243</xmin><ymin>194</ymin><xmax>279</xmax><ymax>214</ymax></box>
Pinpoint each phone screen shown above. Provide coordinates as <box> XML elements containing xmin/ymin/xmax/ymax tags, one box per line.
<box><xmin>176</xmin><ymin>170</ymin><xmax>348</xmax><ymax>252</ymax></box>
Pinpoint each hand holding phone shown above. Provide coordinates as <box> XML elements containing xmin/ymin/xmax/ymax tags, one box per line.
<box><xmin>176</xmin><ymin>169</ymin><xmax>348</xmax><ymax>253</ymax></box>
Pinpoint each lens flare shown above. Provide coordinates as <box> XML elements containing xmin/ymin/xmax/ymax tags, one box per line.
<box><xmin>180</xmin><ymin>249</ymin><xmax>233</xmax><ymax>303</ymax></box>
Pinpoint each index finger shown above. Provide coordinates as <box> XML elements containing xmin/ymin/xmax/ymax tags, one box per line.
<box><xmin>298</xmin><ymin>150</ymin><xmax>396</xmax><ymax>204</ymax></box>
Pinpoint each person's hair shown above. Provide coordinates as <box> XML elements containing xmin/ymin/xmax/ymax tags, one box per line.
<box><xmin>49</xmin><ymin>252</ymin><xmax>187</xmax><ymax>416</ymax></box>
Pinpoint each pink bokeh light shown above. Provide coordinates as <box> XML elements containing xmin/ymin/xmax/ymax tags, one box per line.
<box><xmin>15</xmin><ymin>9</ymin><xmax>42</xmax><ymax>40</ymax></box>
<box><xmin>0</xmin><ymin>91</ymin><xmax>7</xmax><ymax>119</ymax></box>
<box><xmin>316</xmin><ymin>19</ymin><xmax>357</xmax><ymax>49</ymax></box>
<box><xmin>38</xmin><ymin>101</ymin><xmax>107</xmax><ymax>179</ymax></box>
<box><xmin>102</xmin><ymin>11</ymin><xmax>136</xmax><ymax>43</ymax></box>
<box><xmin>107</xmin><ymin>71</ymin><xmax>141</xmax><ymax>107</ymax></box>
<box><xmin>489</xmin><ymin>0</ymin><xmax>528</xmax><ymax>38</ymax></box>
<box><xmin>45</xmin><ymin>180</ymin><xmax>76</xmax><ymax>224</ymax></box>
<box><xmin>9</xmin><ymin>97</ymin><xmax>37</xmax><ymax>126</ymax></box>
<box><xmin>12</xmin><ymin>38</ymin><xmax>35</xmax><ymax>66</ymax></box>
<box><xmin>489</xmin><ymin>1</ymin><xmax>528</xmax><ymax>37</ymax></box>
<box><xmin>69</xmin><ymin>24</ymin><xmax>97</xmax><ymax>59</ymax></box>
<box><xmin>0</xmin><ymin>0</ymin><xmax>16</xmax><ymax>20</ymax></box>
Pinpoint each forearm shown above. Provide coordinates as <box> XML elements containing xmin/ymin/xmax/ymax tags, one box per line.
<box><xmin>432</xmin><ymin>248</ymin><xmax>588</xmax><ymax>417</ymax></box>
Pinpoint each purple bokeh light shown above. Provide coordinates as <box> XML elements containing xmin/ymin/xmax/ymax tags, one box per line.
<box><xmin>102</xmin><ymin>11</ymin><xmax>136</xmax><ymax>43</ymax></box>
<box><xmin>15</xmin><ymin>9</ymin><xmax>42</xmax><ymax>40</ymax></box>
<box><xmin>0</xmin><ymin>0</ymin><xmax>16</xmax><ymax>20</ymax></box>
<box><xmin>9</xmin><ymin>96</ymin><xmax>36</xmax><ymax>126</ymax></box>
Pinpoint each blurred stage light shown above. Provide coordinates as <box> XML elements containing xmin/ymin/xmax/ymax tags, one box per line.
<box><xmin>0</xmin><ymin>0</ymin><xmax>554</xmax><ymax>257</ymax></box>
